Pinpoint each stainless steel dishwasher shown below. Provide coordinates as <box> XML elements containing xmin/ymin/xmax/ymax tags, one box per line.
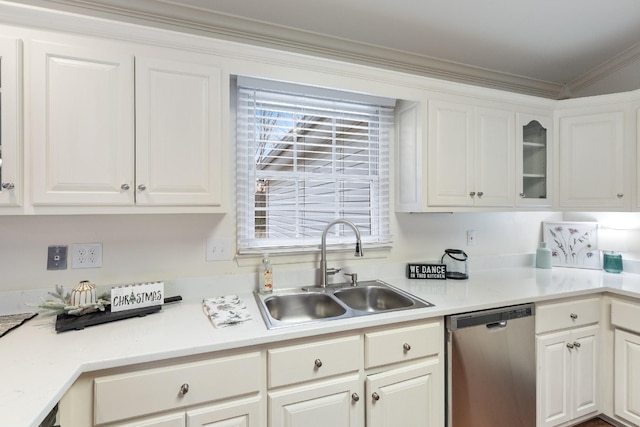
<box><xmin>446</xmin><ymin>303</ymin><xmax>536</xmax><ymax>427</ymax></box>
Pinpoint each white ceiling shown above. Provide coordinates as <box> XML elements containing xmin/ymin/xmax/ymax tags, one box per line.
<box><xmin>12</xmin><ymin>0</ymin><xmax>640</xmax><ymax>98</ymax></box>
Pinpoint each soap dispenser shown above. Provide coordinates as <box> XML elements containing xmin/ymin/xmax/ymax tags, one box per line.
<box><xmin>536</xmin><ymin>242</ymin><xmax>552</xmax><ymax>269</ymax></box>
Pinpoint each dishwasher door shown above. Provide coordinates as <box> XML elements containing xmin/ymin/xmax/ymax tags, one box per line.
<box><xmin>446</xmin><ymin>303</ymin><xmax>536</xmax><ymax>427</ymax></box>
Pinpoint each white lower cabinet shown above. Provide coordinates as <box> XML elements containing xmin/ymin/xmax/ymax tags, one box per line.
<box><xmin>267</xmin><ymin>319</ymin><xmax>444</xmax><ymax>427</ymax></box>
<box><xmin>611</xmin><ymin>299</ymin><xmax>640</xmax><ymax>426</ymax></box>
<box><xmin>365</xmin><ymin>360</ymin><xmax>440</xmax><ymax>427</ymax></box>
<box><xmin>536</xmin><ymin>297</ymin><xmax>601</xmax><ymax>427</ymax></box>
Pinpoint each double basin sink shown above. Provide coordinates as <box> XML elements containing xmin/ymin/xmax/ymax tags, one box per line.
<box><xmin>254</xmin><ymin>280</ymin><xmax>434</xmax><ymax>329</ymax></box>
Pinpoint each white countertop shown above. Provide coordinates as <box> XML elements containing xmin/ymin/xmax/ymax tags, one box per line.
<box><xmin>3</xmin><ymin>265</ymin><xmax>640</xmax><ymax>427</ymax></box>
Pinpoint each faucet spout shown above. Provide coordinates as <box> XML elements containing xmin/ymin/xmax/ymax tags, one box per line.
<box><xmin>320</xmin><ymin>219</ymin><xmax>363</xmax><ymax>287</ymax></box>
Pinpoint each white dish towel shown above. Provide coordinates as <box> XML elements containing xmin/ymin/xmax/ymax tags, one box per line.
<box><xmin>202</xmin><ymin>295</ymin><xmax>252</xmax><ymax>328</ymax></box>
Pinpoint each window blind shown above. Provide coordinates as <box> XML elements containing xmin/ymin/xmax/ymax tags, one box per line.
<box><xmin>236</xmin><ymin>79</ymin><xmax>393</xmax><ymax>253</ymax></box>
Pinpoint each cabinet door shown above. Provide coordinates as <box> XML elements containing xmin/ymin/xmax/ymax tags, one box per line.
<box><xmin>537</xmin><ymin>330</ymin><xmax>572</xmax><ymax>427</ymax></box>
<box><xmin>186</xmin><ymin>395</ymin><xmax>262</xmax><ymax>427</ymax></box>
<box><xmin>427</xmin><ymin>100</ymin><xmax>474</xmax><ymax>207</ymax></box>
<box><xmin>558</xmin><ymin>111</ymin><xmax>627</xmax><ymax>209</ymax></box>
<box><xmin>395</xmin><ymin>100</ymin><xmax>424</xmax><ymax>212</ymax></box>
<box><xmin>474</xmin><ymin>107</ymin><xmax>514</xmax><ymax>207</ymax></box>
<box><xmin>0</xmin><ymin>36</ymin><xmax>21</xmax><ymax>207</ymax></box>
<box><xmin>571</xmin><ymin>325</ymin><xmax>599</xmax><ymax>420</ymax></box>
<box><xmin>111</xmin><ymin>412</ymin><xmax>184</xmax><ymax>427</ymax></box>
<box><xmin>516</xmin><ymin>114</ymin><xmax>552</xmax><ymax>207</ymax></box>
<box><xmin>30</xmin><ymin>38</ymin><xmax>135</xmax><ymax>205</ymax></box>
<box><xmin>366</xmin><ymin>360</ymin><xmax>443</xmax><ymax>427</ymax></box>
<box><xmin>135</xmin><ymin>55</ymin><xmax>223</xmax><ymax>206</ymax></box>
<box><xmin>268</xmin><ymin>375</ymin><xmax>361</xmax><ymax>427</ymax></box>
<box><xmin>614</xmin><ymin>329</ymin><xmax>640</xmax><ymax>426</ymax></box>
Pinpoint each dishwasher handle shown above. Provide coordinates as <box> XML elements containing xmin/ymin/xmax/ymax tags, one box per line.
<box><xmin>486</xmin><ymin>321</ymin><xmax>508</xmax><ymax>329</ymax></box>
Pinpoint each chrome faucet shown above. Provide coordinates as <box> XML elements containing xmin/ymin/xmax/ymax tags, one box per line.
<box><xmin>320</xmin><ymin>219</ymin><xmax>364</xmax><ymax>287</ymax></box>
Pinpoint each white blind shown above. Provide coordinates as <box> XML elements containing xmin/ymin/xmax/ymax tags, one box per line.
<box><xmin>236</xmin><ymin>79</ymin><xmax>393</xmax><ymax>253</ymax></box>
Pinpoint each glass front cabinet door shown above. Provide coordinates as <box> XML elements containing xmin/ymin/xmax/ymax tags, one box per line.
<box><xmin>516</xmin><ymin>114</ymin><xmax>552</xmax><ymax>207</ymax></box>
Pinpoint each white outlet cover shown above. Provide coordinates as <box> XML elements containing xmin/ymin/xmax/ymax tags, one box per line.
<box><xmin>71</xmin><ymin>243</ymin><xmax>103</xmax><ymax>269</ymax></box>
<box><xmin>206</xmin><ymin>237</ymin><xmax>234</xmax><ymax>261</ymax></box>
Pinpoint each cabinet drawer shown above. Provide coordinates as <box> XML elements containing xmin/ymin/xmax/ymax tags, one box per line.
<box><xmin>536</xmin><ymin>297</ymin><xmax>601</xmax><ymax>334</ymax></box>
<box><xmin>268</xmin><ymin>334</ymin><xmax>361</xmax><ymax>388</ymax></box>
<box><xmin>612</xmin><ymin>299</ymin><xmax>640</xmax><ymax>334</ymax></box>
<box><xmin>94</xmin><ymin>351</ymin><xmax>261</xmax><ymax>425</ymax></box>
<box><xmin>365</xmin><ymin>320</ymin><xmax>442</xmax><ymax>369</ymax></box>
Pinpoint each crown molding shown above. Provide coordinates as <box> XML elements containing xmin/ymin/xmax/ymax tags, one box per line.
<box><xmin>5</xmin><ymin>0</ymin><xmax>567</xmax><ymax>99</ymax></box>
<box><xmin>566</xmin><ymin>40</ymin><xmax>640</xmax><ymax>96</ymax></box>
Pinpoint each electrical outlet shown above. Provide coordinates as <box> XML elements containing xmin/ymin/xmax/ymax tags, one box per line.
<box><xmin>47</xmin><ymin>245</ymin><xmax>68</xmax><ymax>270</ymax></box>
<box><xmin>71</xmin><ymin>243</ymin><xmax>103</xmax><ymax>269</ymax></box>
<box><xmin>467</xmin><ymin>230</ymin><xmax>477</xmax><ymax>246</ymax></box>
<box><xmin>206</xmin><ymin>237</ymin><xmax>233</xmax><ymax>261</ymax></box>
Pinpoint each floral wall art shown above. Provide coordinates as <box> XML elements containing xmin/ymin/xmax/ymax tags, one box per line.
<box><xmin>543</xmin><ymin>221</ymin><xmax>600</xmax><ymax>269</ymax></box>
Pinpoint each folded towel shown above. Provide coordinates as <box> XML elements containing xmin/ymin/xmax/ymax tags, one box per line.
<box><xmin>202</xmin><ymin>295</ymin><xmax>252</xmax><ymax>328</ymax></box>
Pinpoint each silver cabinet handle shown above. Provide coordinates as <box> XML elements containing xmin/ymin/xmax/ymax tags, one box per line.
<box><xmin>1</xmin><ymin>182</ymin><xmax>15</xmax><ymax>190</ymax></box>
<box><xmin>403</xmin><ymin>343</ymin><xmax>411</xmax><ymax>352</ymax></box>
<box><xmin>372</xmin><ymin>392</ymin><xmax>380</xmax><ymax>401</ymax></box>
<box><xmin>573</xmin><ymin>342</ymin><xmax>581</xmax><ymax>348</ymax></box>
<box><xmin>121</xmin><ymin>184</ymin><xmax>130</xmax><ymax>191</ymax></box>
<box><xmin>314</xmin><ymin>358</ymin><xmax>323</xmax><ymax>368</ymax></box>
<box><xmin>179</xmin><ymin>383</ymin><xmax>190</xmax><ymax>395</ymax></box>
<box><xmin>469</xmin><ymin>191</ymin><xmax>476</xmax><ymax>197</ymax></box>
<box><xmin>138</xmin><ymin>184</ymin><xmax>147</xmax><ymax>191</ymax></box>
<box><xmin>566</xmin><ymin>342</ymin><xmax>574</xmax><ymax>349</ymax></box>
<box><xmin>570</xmin><ymin>313</ymin><xmax>578</xmax><ymax>319</ymax></box>
<box><xmin>351</xmin><ymin>393</ymin><xmax>360</xmax><ymax>402</ymax></box>
<box><xmin>617</xmin><ymin>193</ymin><xmax>624</xmax><ymax>198</ymax></box>
<box><xmin>477</xmin><ymin>191</ymin><xmax>484</xmax><ymax>197</ymax></box>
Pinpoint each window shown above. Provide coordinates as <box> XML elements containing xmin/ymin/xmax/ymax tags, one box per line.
<box><xmin>236</xmin><ymin>77</ymin><xmax>394</xmax><ymax>254</ymax></box>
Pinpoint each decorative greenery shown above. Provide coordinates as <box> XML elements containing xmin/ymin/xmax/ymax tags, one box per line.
<box><xmin>29</xmin><ymin>285</ymin><xmax>111</xmax><ymax>316</ymax></box>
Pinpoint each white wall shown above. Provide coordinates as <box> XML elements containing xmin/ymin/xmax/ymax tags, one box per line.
<box><xmin>0</xmin><ymin>210</ymin><xmax>561</xmax><ymax>292</ymax></box>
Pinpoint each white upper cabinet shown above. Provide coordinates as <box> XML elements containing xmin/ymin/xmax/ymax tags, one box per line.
<box><xmin>516</xmin><ymin>114</ymin><xmax>552</xmax><ymax>208</ymax></box>
<box><xmin>135</xmin><ymin>55</ymin><xmax>222</xmax><ymax>207</ymax></box>
<box><xmin>0</xmin><ymin>36</ymin><xmax>22</xmax><ymax>207</ymax></box>
<box><xmin>427</xmin><ymin>99</ymin><xmax>514</xmax><ymax>208</ymax></box>
<box><xmin>30</xmin><ymin>38</ymin><xmax>135</xmax><ymax>206</ymax></box>
<box><xmin>556</xmin><ymin>102</ymin><xmax>632</xmax><ymax>211</ymax></box>
<box><xmin>28</xmin><ymin>34</ymin><xmax>226</xmax><ymax>212</ymax></box>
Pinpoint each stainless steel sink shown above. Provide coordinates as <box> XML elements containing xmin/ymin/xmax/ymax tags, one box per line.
<box><xmin>333</xmin><ymin>285</ymin><xmax>415</xmax><ymax>312</ymax></box>
<box><xmin>254</xmin><ymin>280</ymin><xmax>434</xmax><ymax>329</ymax></box>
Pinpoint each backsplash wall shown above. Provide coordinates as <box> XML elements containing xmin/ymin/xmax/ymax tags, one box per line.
<box><xmin>0</xmin><ymin>211</ymin><xmax>562</xmax><ymax>292</ymax></box>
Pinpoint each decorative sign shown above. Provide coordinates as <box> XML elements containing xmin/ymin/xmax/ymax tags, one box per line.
<box><xmin>110</xmin><ymin>281</ymin><xmax>164</xmax><ymax>313</ymax></box>
<box><xmin>407</xmin><ymin>264</ymin><xmax>446</xmax><ymax>280</ymax></box>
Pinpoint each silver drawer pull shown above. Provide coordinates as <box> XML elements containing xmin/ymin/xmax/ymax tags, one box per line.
<box><xmin>403</xmin><ymin>343</ymin><xmax>411</xmax><ymax>352</ymax></box>
<box><xmin>121</xmin><ymin>184</ymin><xmax>130</xmax><ymax>191</ymax></box>
<box><xmin>179</xmin><ymin>383</ymin><xmax>190</xmax><ymax>395</ymax></box>
<box><xmin>314</xmin><ymin>358</ymin><xmax>323</xmax><ymax>368</ymax></box>
<box><xmin>138</xmin><ymin>184</ymin><xmax>147</xmax><ymax>191</ymax></box>
<box><xmin>617</xmin><ymin>193</ymin><xmax>624</xmax><ymax>198</ymax></box>
<box><xmin>351</xmin><ymin>393</ymin><xmax>360</xmax><ymax>402</ymax></box>
<box><xmin>566</xmin><ymin>342</ymin><xmax>574</xmax><ymax>349</ymax></box>
<box><xmin>573</xmin><ymin>342</ymin><xmax>581</xmax><ymax>348</ymax></box>
<box><xmin>469</xmin><ymin>191</ymin><xmax>476</xmax><ymax>197</ymax></box>
<box><xmin>477</xmin><ymin>191</ymin><xmax>484</xmax><ymax>197</ymax></box>
<box><xmin>570</xmin><ymin>313</ymin><xmax>578</xmax><ymax>320</ymax></box>
<box><xmin>1</xmin><ymin>182</ymin><xmax>15</xmax><ymax>190</ymax></box>
<box><xmin>372</xmin><ymin>392</ymin><xmax>380</xmax><ymax>401</ymax></box>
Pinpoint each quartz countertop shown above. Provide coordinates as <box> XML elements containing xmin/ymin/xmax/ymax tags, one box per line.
<box><xmin>2</xmin><ymin>265</ymin><xmax>640</xmax><ymax>427</ymax></box>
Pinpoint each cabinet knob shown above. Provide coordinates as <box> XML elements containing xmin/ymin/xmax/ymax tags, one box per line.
<box><xmin>1</xmin><ymin>182</ymin><xmax>15</xmax><ymax>190</ymax></box>
<box><xmin>469</xmin><ymin>192</ymin><xmax>476</xmax><ymax>197</ymax></box>
<box><xmin>573</xmin><ymin>341</ymin><xmax>581</xmax><ymax>348</ymax></box>
<box><xmin>617</xmin><ymin>193</ymin><xmax>624</xmax><ymax>198</ymax></box>
<box><xmin>179</xmin><ymin>383</ymin><xmax>190</xmax><ymax>395</ymax></box>
<box><xmin>351</xmin><ymin>393</ymin><xmax>360</xmax><ymax>402</ymax></box>
<box><xmin>570</xmin><ymin>313</ymin><xmax>578</xmax><ymax>320</ymax></box>
<box><xmin>372</xmin><ymin>392</ymin><xmax>380</xmax><ymax>401</ymax></box>
<box><xmin>477</xmin><ymin>191</ymin><xmax>484</xmax><ymax>197</ymax></box>
<box><xmin>519</xmin><ymin>193</ymin><xmax>526</xmax><ymax>198</ymax></box>
<box><xmin>121</xmin><ymin>184</ymin><xmax>130</xmax><ymax>191</ymax></box>
<box><xmin>566</xmin><ymin>342</ymin><xmax>574</xmax><ymax>349</ymax></box>
<box><xmin>138</xmin><ymin>184</ymin><xmax>147</xmax><ymax>191</ymax></box>
<box><xmin>403</xmin><ymin>343</ymin><xmax>411</xmax><ymax>352</ymax></box>
<box><xmin>314</xmin><ymin>358</ymin><xmax>323</xmax><ymax>368</ymax></box>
